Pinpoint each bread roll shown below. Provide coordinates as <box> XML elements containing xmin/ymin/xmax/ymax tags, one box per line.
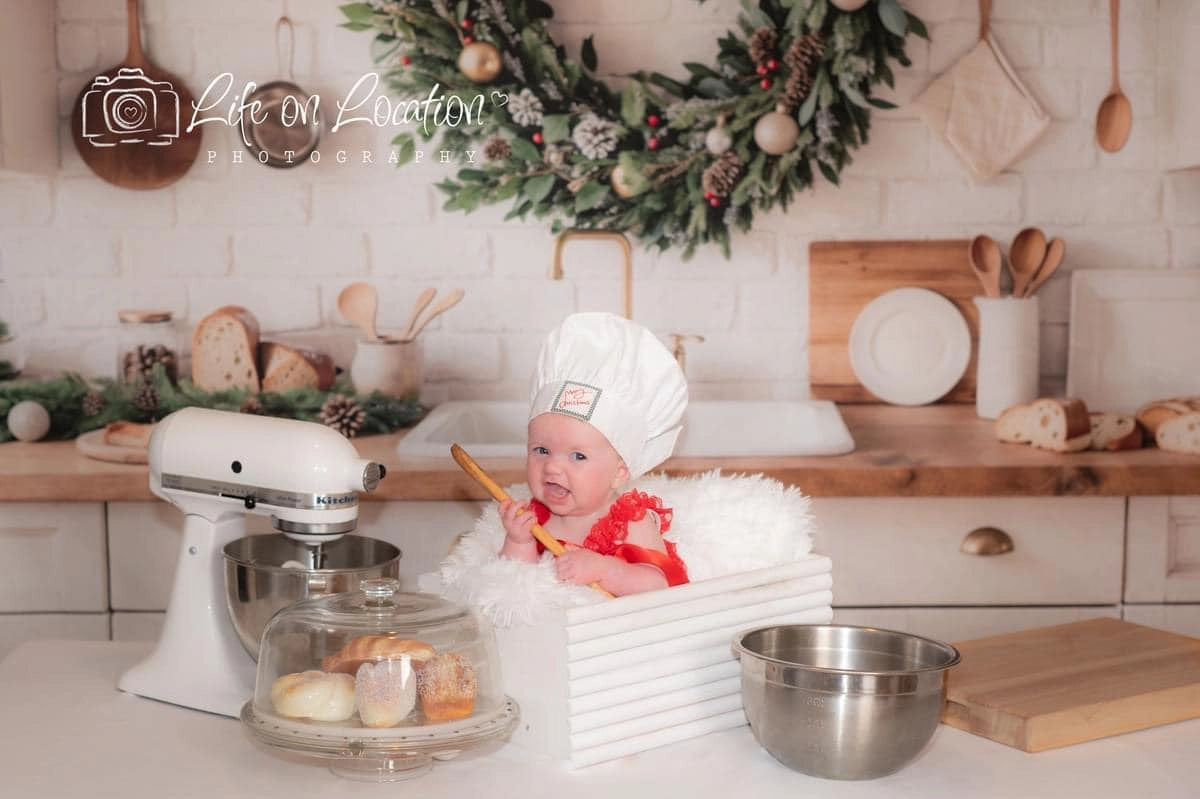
<box><xmin>416</xmin><ymin>652</ymin><xmax>477</xmax><ymax>722</ymax></box>
<box><xmin>321</xmin><ymin>635</ymin><xmax>435</xmax><ymax>675</ymax></box>
<box><xmin>259</xmin><ymin>341</ymin><xmax>336</xmax><ymax>392</ymax></box>
<box><xmin>355</xmin><ymin>660</ymin><xmax>418</xmax><ymax>728</ymax></box>
<box><xmin>191</xmin><ymin>305</ymin><xmax>261</xmax><ymax>392</ymax></box>
<box><xmin>1088</xmin><ymin>412</ymin><xmax>1143</xmax><ymax>451</ymax></box>
<box><xmin>270</xmin><ymin>670</ymin><xmax>355</xmax><ymax>721</ymax></box>
<box><xmin>103</xmin><ymin>420</ymin><xmax>154</xmax><ymax>449</ymax></box>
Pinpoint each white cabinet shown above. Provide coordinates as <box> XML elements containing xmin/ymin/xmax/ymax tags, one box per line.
<box><xmin>0</xmin><ymin>0</ymin><xmax>58</xmax><ymax>173</ymax></box>
<box><xmin>0</xmin><ymin>614</ymin><xmax>109</xmax><ymax>662</ymax></box>
<box><xmin>0</xmin><ymin>502</ymin><xmax>108</xmax><ymax>611</ymax></box>
<box><xmin>1124</xmin><ymin>496</ymin><xmax>1200</xmax><ymax>637</ymax></box>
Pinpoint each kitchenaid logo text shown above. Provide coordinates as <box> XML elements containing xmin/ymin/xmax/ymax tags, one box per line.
<box><xmin>189</xmin><ymin>72</ymin><xmax>507</xmax><ymax>145</ymax></box>
<box><xmin>314</xmin><ymin>495</ymin><xmax>356</xmax><ymax>506</ymax></box>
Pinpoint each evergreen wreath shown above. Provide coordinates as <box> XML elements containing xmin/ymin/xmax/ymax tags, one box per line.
<box><xmin>343</xmin><ymin>0</ymin><xmax>926</xmax><ymax>257</ymax></box>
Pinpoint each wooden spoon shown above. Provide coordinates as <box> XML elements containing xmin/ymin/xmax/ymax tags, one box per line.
<box><xmin>1023</xmin><ymin>238</ymin><xmax>1066</xmax><ymax>298</ymax></box>
<box><xmin>1008</xmin><ymin>227</ymin><xmax>1047</xmax><ymax>299</ymax></box>
<box><xmin>1096</xmin><ymin>0</ymin><xmax>1132</xmax><ymax>152</ymax></box>
<box><xmin>968</xmin><ymin>235</ymin><xmax>1003</xmax><ymax>299</ymax></box>
<box><xmin>337</xmin><ymin>282</ymin><xmax>379</xmax><ymax>341</ymax></box>
<box><xmin>403</xmin><ymin>288</ymin><xmax>465</xmax><ymax>340</ymax></box>
<box><xmin>450</xmin><ymin>443</ymin><xmax>613</xmax><ymax>598</ymax></box>
<box><xmin>400</xmin><ymin>288</ymin><xmax>436</xmax><ymax>340</ymax></box>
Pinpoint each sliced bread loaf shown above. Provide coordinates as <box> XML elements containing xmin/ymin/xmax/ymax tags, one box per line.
<box><xmin>1157</xmin><ymin>412</ymin><xmax>1200</xmax><ymax>455</ymax></box>
<box><xmin>260</xmin><ymin>341</ymin><xmax>335</xmax><ymax>392</ymax></box>
<box><xmin>1029</xmin><ymin>397</ymin><xmax>1091</xmax><ymax>453</ymax></box>
<box><xmin>995</xmin><ymin>402</ymin><xmax>1036</xmax><ymax>443</ymax></box>
<box><xmin>192</xmin><ymin>305</ymin><xmax>261</xmax><ymax>392</ymax></box>
<box><xmin>1088</xmin><ymin>411</ymin><xmax>1143</xmax><ymax>451</ymax></box>
<box><xmin>1136</xmin><ymin>397</ymin><xmax>1200</xmax><ymax>438</ymax></box>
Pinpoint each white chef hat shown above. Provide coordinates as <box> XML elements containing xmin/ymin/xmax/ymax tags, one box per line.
<box><xmin>529</xmin><ymin>312</ymin><xmax>688</xmax><ymax>480</ymax></box>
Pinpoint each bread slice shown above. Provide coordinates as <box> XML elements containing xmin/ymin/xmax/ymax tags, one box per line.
<box><xmin>259</xmin><ymin>341</ymin><xmax>335</xmax><ymax>392</ymax></box>
<box><xmin>1156</xmin><ymin>412</ymin><xmax>1200</xmax><ymax>455</ymax></box>
<box><xmin>103</xmin><ymin>420</ymin><xmax>154</xmax><ymax>449</ymax></box>
<box><xmin>995</xmin><ymin>403</ymin><xmax>1036</xmax><ymax>444</ymax></box>
<box><xmin>191</xmin><ymin>305</ymin><xmax>261</xmax><ymax>392</ymax></box>
<box><xmin>1088</xmin><ymin>411</ymin><xmax>1143</xmax><ymax>451</ymax></box>
<box><xmin>1028</xmin><ymin>397</ymin><xmax>1091</xmax><ymax>453</ymax></box>
<box><xmin>1137</xmin><ymin>397</ymin><xmax>1200</xmax><ymax>438</ymax></box>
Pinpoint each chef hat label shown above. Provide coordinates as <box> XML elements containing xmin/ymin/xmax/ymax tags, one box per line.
<box><xmin>551</xmin><ymin>381</ymin><xmax>602</xmax><ymax>421</ymax></box>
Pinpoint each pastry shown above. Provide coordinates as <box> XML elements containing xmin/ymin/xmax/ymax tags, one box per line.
<box><xmin>321</xmin><ymin>635</ymin><xmax>436</xmax><ymax>675</ymax></box>
<box><xmin>355</xmin><ymin>660</ymin><xmax>418</xmax><ymax>728</ymax></box>
<box><xmin>416</xmin><ymin>652</ymin><xmax>477</xmax><ymax>722</ymax></box>
<box><xmin>270</xmin><ymin>670</ymin><xmax>355</xmax><ymax>722</ymax></box>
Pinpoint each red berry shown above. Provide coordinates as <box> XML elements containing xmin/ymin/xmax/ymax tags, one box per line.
<box><xmin>647</xmin><ymin>114</ymin><xmax>660</xmax><ymax>128</ymax></box>
<box><xmin>708</xmin><ymin>196</ymin><xmax>722</xmax><ymax>208</ymax></box>
<box><xmin>463</xmin><ymin>34</ymin><xmax>474</xmax><ymax>44</ymax></box>
<box><xmin>647</xmin><ymin>137</ymin><xmax>659</xmax><ymax>151</ymax></box>
<box><xmin>760</xmin><ymin>78</ymin><xmax>772</xmax><ymax>90</ymax></box>
<box><xmin>703</xmin><ymin>191</ymin><xmax>714</xmax><ymax>201</ymax></box>
<box><xmin>532</xmin><ymin>131</ymin><xmax>544</xmax><ymax>145</ymax></box>
<box><xmin>767</xmin><ymin>58</ymin><xmax>779</xmax><ymax>71</ymax></box>
<box><xmin>461</xmin><ymin>18</ymin><xmax>473</xmax><ymax>29</ymax></box>
<box><xmin>401</xmin><ymin>55</ymin><xmax>411</xmax><ymax>66</ymax></box>
<box><xmin>756</xmin><ymin>64</ymin><xmax>768</xmax><ymax>76</ymax></box>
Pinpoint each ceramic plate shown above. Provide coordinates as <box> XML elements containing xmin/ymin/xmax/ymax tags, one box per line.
<box><xmin>849</xmin><ymin>287</ymin><xmax>971</xmax><ymax>406</ymax></box>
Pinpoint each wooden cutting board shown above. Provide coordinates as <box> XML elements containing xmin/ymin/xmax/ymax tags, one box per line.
<box><xmin>809</xmin><ymin>240</ymin><xmax>981</xmax><ymax>403</ymax></box>
<box><xmin>941</xmin><ymin>618</ymin><xmax>1200</xmax><ymax>752</ymax></box>
<box><xmin>75</xmin><ymin>429</ymin><xmax>148</xmax><ymax>464</ymax></box>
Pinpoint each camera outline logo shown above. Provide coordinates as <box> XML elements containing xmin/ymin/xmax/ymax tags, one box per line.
<box><xmin>80</xmin><ymin>67</ymin><xmax>180</xmax><ymax>147</ymax></box>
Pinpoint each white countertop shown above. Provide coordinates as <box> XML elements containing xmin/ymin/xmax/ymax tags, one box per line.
<box><xmin>3</xmin><ymin>641</ymin><xmax>1198</xmax><ymax>799</ymax></box>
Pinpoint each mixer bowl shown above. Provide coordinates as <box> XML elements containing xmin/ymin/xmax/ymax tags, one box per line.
<box><xmin>223</xmin><ymin>534</ymin><xmax>401</xmax><ymax>659</ymax></box>
<box><xmin>733</xmin><ymin>624</ymin><xmax>960</xmax><ymax>780</ymax></box>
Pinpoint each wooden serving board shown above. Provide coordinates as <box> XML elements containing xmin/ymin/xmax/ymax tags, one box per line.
<box><xmin>941</xmin><ymin>618</ymin><xmax>1200</xmax><ymax>752</ymax></box>
<box><xmin>75</xmin><ymin>429</ymin><xmax>147</xmax><ymax>464</ymax></box>
<box><xmin>809</xmin><ymin>239</ymin><xmax>981</xmax><ymax>403</ymax></box>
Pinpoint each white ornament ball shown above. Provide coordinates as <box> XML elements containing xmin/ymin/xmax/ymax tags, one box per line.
<box><xmin>7</xmin><ymin>400</ymin><xmax>51</xmax><ymax>442</ymax></box>
<box><xmin>831</xmin><ymin>0</ymin><xmax>869</xmax><ymax>11</ymax></box>
<box><xmin>753</xmin><ymin>110</ymin><xmax>801</xmax><ymax>156</ymax></box>
<box><xmin>705</xmin><ymin>126</ymin><xmax>733</xmax><ymax>155</ymax></box>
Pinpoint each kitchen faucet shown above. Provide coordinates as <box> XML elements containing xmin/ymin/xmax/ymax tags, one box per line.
<box><xmin>550</xmin><ymin>229</ymin><xmax>633</xmax><ymax>319</ymax></box>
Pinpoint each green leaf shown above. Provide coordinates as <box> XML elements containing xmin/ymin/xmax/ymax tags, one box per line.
<box><xmin>542</xmin><ymin>113</ymin><xmax>571</xmax><ymax>144</ymax></box>
<box><xmin>455</xmin><ymin>0</ymin><xmax>469</xmax><ymax>22</ymax></box>
<box><xmin>509</xmin><ymin>137</ymin><xmax>541</xmax><ymax>162</ymax></box>
<box><xmin>739</xmin><ymin>0</ymin><xmax>773</xmax><ymax>31</ymax></box>
<box><xmin>865</xmin><ymin>96</ymin><xmax>897</xmax><ymax>109</ymax></box>
<box><xmin>522</xmin><ymin>174</ymin><xmax>557</xmax><ymax>203</ymax></box>
<box><xmin>574</xmin><ymin>181</ymin><xmax>609</xmax><ymax>212</ymax></box>
<box><xmin>797</xmin><ymin>78</ymin><xmax>820</xmax><ymax>125</ymax></box>
<box><xmin>876</xmin><ymin>0</ymin><xmax>908</xmax><ymax>38</ymax></box>
<box><xmin>339</xmin><ymin>3</ymin><xmax>374</xmax><ymax>24</ymax></box>
<box><xmin>340</xmin><ymin>21</ymin><xmax>373</xmax><ymax>31</ymax></box>
<box><xmin>806</xmin><ymin>0</ymin><xmax>828</xmax><ymax>32</ymax></box>
<box><xmin>390</xmin><ymin>132</ymin><xmax>416</xmax><ymax>165</ymax></box>
<box><xmin>581</xmin><ymin>35</ymin><xmax>597</xmax><ymax>71</ymax></box>
<box><xmin>621</xmin><ymin>83</ymin><xmax>647</xmax><ymax>128</ymax></box>
<box><xmin>906</xmin><ymin>12</ymin><xmax>930</xmax><ymax>40</ymax></box>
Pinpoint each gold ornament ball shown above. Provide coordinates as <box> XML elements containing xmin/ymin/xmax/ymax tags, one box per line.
<box><xmin>610</xmin><ymin>164</ymin><xmax>637</xmax><ymax>199</ymax></box>
<box><xmin>705</xmin><ymin>126</ymin><xmax>733</xmax><ymax>155</ymax></box>
<box><xmin>831</xmin><ymin>0</ymin><xmax>869</xmax><ymax>10</ymax></box>
<box><xmin>457</xmin><ymin>41</ymin><xmax>503</xmax><ymax>83</ymax></box>
<box><xmin>753</xmin><ymin>110</ymin><xmax>800</xmax><ymax>155</ymax></box>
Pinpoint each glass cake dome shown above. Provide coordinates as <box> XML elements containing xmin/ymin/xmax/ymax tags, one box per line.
<box><xmin>241</xmin><ymin>578</ymin><xmax>518</xmax><ymax>781</ymax></box>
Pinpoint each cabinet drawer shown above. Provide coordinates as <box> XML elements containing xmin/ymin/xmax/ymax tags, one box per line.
<box><xmin>0</xmin><ymin>613</ymin><xmax>110</xmax><ymax>662</ymax></box>
<box><xmin>811</xmin><ymin>497</ymin><xmax>1124</xmax><ymax>606</ymax></box>
<box><xmin>0</xmin><ymin>503</ymin><xmax>108</xmax><ymax>611</ymax></box>
<box><xmin>111</xmin><ymin>612</ymin><xmax>164</xmax><ymax>642</ymax></box>
<box><xmin>1125</xmin><ymin>497</ymin><xmax>1200</xmax><ymax>603</ymax></box>
<box><xmin>833</xmin><ymin>606</ymin><xmax>1120</xmax><ymax>644</ymax></box>
<box><xmin>1123</xmin><ymin>604</ymin><xmax>1200</xmax><ymax>638</ymax></box>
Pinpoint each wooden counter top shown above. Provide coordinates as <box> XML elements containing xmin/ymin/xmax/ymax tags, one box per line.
<box><xmin>2</xmin><ymin>405</ymin><xmax>1198</xmax><ymax>502</ymax></box>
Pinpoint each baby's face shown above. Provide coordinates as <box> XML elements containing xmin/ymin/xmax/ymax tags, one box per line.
<box><xmin>526</xmin><ymin>413</ymin><xmax>628</xmax><ymax>518</ymax></box>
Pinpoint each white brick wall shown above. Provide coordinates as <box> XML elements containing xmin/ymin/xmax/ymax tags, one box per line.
<box><xmin>1</xmin><ymin>0</ymin><xmax>1198</xmax><ymax>400</ymax></box>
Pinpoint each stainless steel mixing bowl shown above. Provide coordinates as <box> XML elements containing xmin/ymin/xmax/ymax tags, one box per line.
<box><xmin>223</xmin><ymin>534</ymin><xmax>401</xmax><ymax>659</ymax></box>
<box><xmin>733</xmin><ymin>624</ymin><xmax>960</xmax><ymax>780</ymax></box>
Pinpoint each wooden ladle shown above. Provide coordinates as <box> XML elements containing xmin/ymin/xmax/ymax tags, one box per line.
<box><xmin>1008</xmin><ymin>227</ymin><xmax>1047</xmax><ymax>299</ymax></box>
<box><xmin>337</xmin><ymin>282</ymin><xmax>379</xmax><ymax>341</ymax></box>
<box><xmin>1023</xmin><ymin>238</ymin><xmax>1066</xmax><ymax>298</ymax></box>
<box><xmin>968</xmin><ymin>235</ymin><xmax>1003</xmax><ymax>298</ymax></box>
<box><xmin>1096</xmin><ymin>0</ymin><xmax>1132</xmax><ymax>152</ymax></box>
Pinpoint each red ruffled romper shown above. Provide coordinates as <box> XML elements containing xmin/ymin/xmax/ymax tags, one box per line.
<box><xmin>530</xmin><ymin>490</ymin><xmax>689</xmax><ymax>587</ymax></box>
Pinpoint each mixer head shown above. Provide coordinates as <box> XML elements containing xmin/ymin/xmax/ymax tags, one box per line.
<box><xmin>148</xmin><ymin>407</ymin><xmax>386</xmax><ymax>543</ymax></box>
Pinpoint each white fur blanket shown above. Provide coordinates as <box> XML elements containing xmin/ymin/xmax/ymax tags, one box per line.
<box><xmin>423</xmin><ymin>470</ymin><xmax>816</xmax><ymax>627</ymax></box>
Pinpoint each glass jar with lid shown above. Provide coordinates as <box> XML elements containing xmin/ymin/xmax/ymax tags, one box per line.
<box><xmin>117</xmin><ymin>309</ymin><xmax>179</xmax><ymax>383</ymax></box>
<box><xmin>242</xmin><ymin>577</ymin><xmax>518</xmax><ymax>781</ymax></box>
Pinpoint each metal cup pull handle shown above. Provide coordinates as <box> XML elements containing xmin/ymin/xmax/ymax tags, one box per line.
<box><xmin>960</xmin><ymin>526</ymin><xmax>1014</xmax><ymax>556</ymax></box>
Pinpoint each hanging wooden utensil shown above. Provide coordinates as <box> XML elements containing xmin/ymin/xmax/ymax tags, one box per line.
<box><xmin>1096</xmin><ymin>0</ymin><xmax>1133</xmax><ymax>152</ymax></box>
<box><xmin>70</xmin><ymin>0</ymin><xmax>201</xmax><ymax>189</ymax></box>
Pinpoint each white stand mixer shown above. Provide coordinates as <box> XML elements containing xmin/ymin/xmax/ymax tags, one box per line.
<box><xmin>119</xmin><ymin>407</ymin><xmax>385</xmax><ymax>717</ymax></box>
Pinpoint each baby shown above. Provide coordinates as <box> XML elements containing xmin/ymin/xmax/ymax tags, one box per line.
<box><xmin>499</xmin><ymin>312</ymin><xmax>689</xmax><ymax>596</ymax></box>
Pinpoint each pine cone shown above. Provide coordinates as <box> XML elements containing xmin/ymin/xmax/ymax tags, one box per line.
<box><xmin>122</xmin><ymin>344</ymin><xmax>178</xmax><ymax>383</ymax></box>
<box><xmin>240</xmin><ymin>397</ymin><xmax>265</xmax><ymax>415</ymax></box>
<box><xmin>702</xmin><ymin>151</ymin><xmax>744</xmax><ymax>198</ymax></box>
<box><xmin>484</xmin><ymin>135</ymin><xmax>512</xmax><ymax>161</ymax></box>
<box><xmin>748</xmin><ymin>26</ymin><xmax>778</xmax><ymax>67</ymax></box>
<box><xmin>781</xmin><ymin>34</ymin><xmax>824</xmax><ymax>112</ymax></box>
<box><xmin>320</xmin><ymin>394</ymin><xmax>367</xmax><ymax>438</ymax></box>
<box><xmin>82</xmin><ymin>391</ymin><xmax>105</xmax><ymax>417</ymax></box>
<box><xmin>131</xmin><ymin>382</ymin><xmax>160</xmax><ymax>413</ymax></box>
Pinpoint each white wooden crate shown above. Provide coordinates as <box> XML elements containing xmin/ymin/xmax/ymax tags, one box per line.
<box><xmin>495</xmin><ymin>555</ymin><xmax>833</xmax><ymax>767</ymax></box>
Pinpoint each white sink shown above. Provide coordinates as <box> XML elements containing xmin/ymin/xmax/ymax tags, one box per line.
<box><xmin>396</xmin><ymin>400</ymin><xmax>855</xmax><ymax>458</ymax></box>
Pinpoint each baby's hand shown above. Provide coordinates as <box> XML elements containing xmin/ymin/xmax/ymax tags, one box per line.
<box><xmin>555</xmin><ymin>549</ymin><xmax>610</xmax><ymax>586</ymax></box>
<box><xmin>499</xmin><ymin>499</ymin><xmax>535</xmax><ymax>546</ymax></box>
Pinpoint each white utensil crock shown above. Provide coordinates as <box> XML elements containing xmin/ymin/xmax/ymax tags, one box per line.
<box><xmin>350</xmin><ymin>337</ymin><xmax>421</xmax><ymax>397</ymax></box>
<box><xmin>973</xmin><ymin>296</ymin><xmax>1039</xmax><ymax>419</ymax></box>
